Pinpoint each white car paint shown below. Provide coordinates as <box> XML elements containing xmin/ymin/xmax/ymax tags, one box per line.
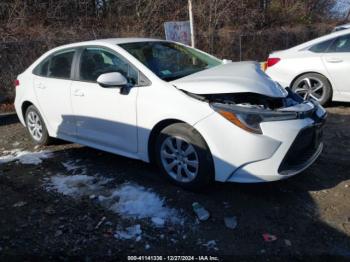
<box><xmin>15</xmin><ymin>38</ymin><xmax>326</xmax><ymax>183</ymax></box>
<box><xmin>173</xmin><ymin>61</ymin><xmax>287</xmax><ymax>97</ymax></box>
<box><xmin>266</xmin><ymin>28</ymin><xmax>350</xmax><ymax>102</ymax></box>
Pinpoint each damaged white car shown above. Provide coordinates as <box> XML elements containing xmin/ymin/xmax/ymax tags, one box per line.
<box><xmin>14</xmin><ymin>39</ymin><xmax>327</xmax><ymax>189</ymax></box>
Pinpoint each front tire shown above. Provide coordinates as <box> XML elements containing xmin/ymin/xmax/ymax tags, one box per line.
<box><xmin>292</xmin><ymin>73</ymin><xmax>332</xmax><ymax>106</ymax></box>
<box><xmin>25</xmin><ymin>105</ymin><xmax>52</xmax><ymax>146</ymax></box>
<box><xmin>155</xmin><ymin>123</ymin><xmax>214</xmax><ymax>190</ymax></box>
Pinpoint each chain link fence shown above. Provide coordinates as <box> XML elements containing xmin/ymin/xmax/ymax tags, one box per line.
<box><xmin>0</xmin><ymin>25</ymin><xmax>333</xmax><ymax>102</ymax></box>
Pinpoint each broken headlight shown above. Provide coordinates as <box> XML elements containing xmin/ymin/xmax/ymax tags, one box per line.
<box><xmin>211</xmin><ymin>103</ymin><xmax>298</xmax><ymax>134</ymax></box>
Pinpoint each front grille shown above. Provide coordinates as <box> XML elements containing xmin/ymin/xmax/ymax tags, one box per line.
<box><xmin>278</xmin><ymin>125</ymin><xmax>323</xmax><ymax>175</ymax></box>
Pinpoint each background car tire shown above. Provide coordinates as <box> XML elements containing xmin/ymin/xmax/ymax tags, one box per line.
<box><xmin>292</xmin><ymin>73</ymin><xmax>332</xmax><ymax>106</ymax></box>
<box><xmin>155</xmin><ymin>123</ymin><xmax>214</xmax><ymax>190</ymax></box>
<box><xmin>25</xmin><ymin>105</ymin><xmax>52</xmax><ymax>146</ymax></box>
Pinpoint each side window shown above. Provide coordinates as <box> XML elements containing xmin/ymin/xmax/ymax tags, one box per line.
<box><xmin>33</xmin><ymin>59</ymin><xmax>50</xmax><ymax>76</ymax></box>
<box><xmin>79</xmin><ymin>48</ymin><xmax>138</xmax><ymax>84</ymax></box>
<box><xmin>47</xmin><ymin>50</ymin><xmax>75</xmax><ymax>79</ymax></box>
<box><xmin>328</xmin><ymin>35</ymin><xmax>350</xmax><ymax>53</ymax></box>
<box><xmin>309</xmin><ymin>39</ymin><xmax>334</xmax><ymax>53</ymax></box>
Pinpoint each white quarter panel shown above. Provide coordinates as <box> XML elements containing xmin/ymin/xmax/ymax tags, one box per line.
<box><xmin>266</xmin><ymin>51</ymin><xmax>329</xmax><ymax>89</ymax></box>
<box><xmin>14</xmin><ymin>73</ymin><xmax>35</xmax><ymax>126</ymax></box>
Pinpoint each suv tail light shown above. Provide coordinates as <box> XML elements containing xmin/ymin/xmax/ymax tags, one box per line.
<box><xmin>14</xmin><ymin>79</ymin><xmax>20</xmax><ymax>87</ymax></box>
<box><xmin>267</xmin><ymin>58</ymin><xmax>281</xmax><ymax>68</ymax></box>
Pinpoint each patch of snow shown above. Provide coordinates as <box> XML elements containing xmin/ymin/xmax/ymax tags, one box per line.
<box><xmin>62</xmin><ymin>160</ymin><xmax>87</xmax><ymax>175</ymax></box>
<box><xmin>136</xmin><ymin>235</ymin><xmax>142</xmax><ymax>242</ymax></box>
<box><xmin>114</xmin><ymin>224</ymin><xmax>142</xmax><ymax>240</ymax></box>
<box><xmin>105</xmin><ymin>183</ymin><xmax>181</xmax><ymax>224</ymax></box>
<box><xmin>203</xmin><ymin>240</ymin><xmax>218</xmax><ymax>251</ymax></box>
<box><xmin>44</xmin><ymin>174</ymin><xmax>111</xmax><ymax>197</ymax></box>
<box><xmin>0</xmin><ymin>149</ymin><xmax>53</xmax><ymax>165</ymax></box>
<box><xmin>44</xmin><ymin>175</ymin><xmax>182</xmax><ymax>227</ymax></box>
<box><xmin>13</xmin><ymin>201</ymin><xmax>27</xmax><ymax>207</ymax></box>
<box><xmin>151</xmin><ymin>217</ymin><xmax>165</xmax><ymax>227</ymax></box>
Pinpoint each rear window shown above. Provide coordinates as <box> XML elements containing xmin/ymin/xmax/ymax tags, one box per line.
<box><xmin>33</xmin><ymin>59</ymin><xmax>49</xmax><ymax>76</ymax></box>
<box><xmin>33</xmin><ymin>49</ymin><xmax>75</xmax><ymax>79</ymax></box>
<box><xmin>309</xmin><ymin>39</ymin><xmax>334</xmax><ymax>53</ymax></box>
<box><xmin>48</xmin><ymin>51</ymin><xmax>75</xmax><ymax>79</ymax></box>
<box><xmin>328</xmin><ymin>34</ymin><xmax>350</xmax><ymax>53</ymax></box>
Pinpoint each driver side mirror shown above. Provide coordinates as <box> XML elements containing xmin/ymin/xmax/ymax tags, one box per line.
<box><xmin>97</xmin><ymin>72</ymin><xmax>128</xmax><ymax>88</ymax></box>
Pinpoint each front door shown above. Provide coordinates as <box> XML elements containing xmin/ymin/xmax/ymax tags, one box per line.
<box><xmin>70</xmin><ymin>47</ymin><xmax>138</xmax><ymax>153</ymax></box>
<box><xmin>322</xmin><ymin>34</ymin><xmax>350</xmax><ymax>100</ymax></box>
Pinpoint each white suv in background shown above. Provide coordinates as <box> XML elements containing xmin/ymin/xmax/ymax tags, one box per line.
<box><xmin>15</xmin><ymin>38</ymin><xmax>326</xmax><ymax>189</ymax></box>
<box><xmin>266</xmin><ymin>29</ymin><xmax>350</xmax><ymax>105</ymax></box>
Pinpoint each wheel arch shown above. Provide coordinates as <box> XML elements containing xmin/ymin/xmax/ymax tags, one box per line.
<box><xmin>147</xmin><ymin>119</ymin><xmax>213</xmax><ymax>167</ymax></box>
<box><xmin>21</xmin><ymin>101</ymin><xmax>34</xmax><ymax>124</ymax></box>
<box><xmin>148</xmin><ymin>119</ymin><xmax>185</xmax><ymax>164</ymax></box>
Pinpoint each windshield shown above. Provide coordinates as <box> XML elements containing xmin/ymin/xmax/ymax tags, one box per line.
<box><xmin>119</xmin><ymin>41</ymin><xmax>222</xmax><ymax>81</ymax></box>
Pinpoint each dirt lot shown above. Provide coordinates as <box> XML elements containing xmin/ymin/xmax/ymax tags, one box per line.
<box><xmin>0</xmin><ymin>104</ymin><xmax>350</xmax><ymax>261</ymax></box>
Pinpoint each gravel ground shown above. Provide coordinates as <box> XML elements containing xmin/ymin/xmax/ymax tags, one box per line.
<box><xmin>0</xmin><ymin>104</ymin><xmax>350</xmax><ymax>261</ymax></box>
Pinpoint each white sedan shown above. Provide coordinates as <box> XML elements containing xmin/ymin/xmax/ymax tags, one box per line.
<box><xmin>14</xmin><ymin>38</ymin><xmax>326</xmax><ymax>189</ymax></box>
<box><xmin>266</xmin><ymin>28</ymin><xmax>350</xmax><ymax>105</ymax></box>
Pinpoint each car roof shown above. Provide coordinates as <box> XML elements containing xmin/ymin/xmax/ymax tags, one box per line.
<box><xmin>333</xmin><ymin>23</ymin><xmax>350</xmax><ymax>32</ymax></box>
<box><xmin>82</xmin><ymin>37</ymin><xmax>163</xmax><ymax>45</ymax></box>
<box><xmin>288</xmin><ymin>28</ymin><xmax>350</xmax><ymax>51</ymax></box>
<box><xmin>52</xmin><ymin>38</ymin><xmax>164</xmax><ymax>51</ymax></box>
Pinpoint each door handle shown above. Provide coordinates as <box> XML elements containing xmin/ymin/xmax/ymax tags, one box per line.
<box><xmin>326</xmin><ymin>57</ymin><xmax>343</xmax><ymax>63</ymax></box>
<box><xmin>73</xmin><ymin>90</ymin><xmax>85</xmax><ymax>97</ymax></box>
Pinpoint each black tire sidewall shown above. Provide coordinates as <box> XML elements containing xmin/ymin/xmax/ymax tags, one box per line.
<box><xmin>292</xmin><ymin>73</ymin><xmax>332</xmax><ymax>105</ymax></box>
<box><xmin>155</xmin><ymin>123</ymin><xmax>214</xmax><ymax>190</ymax></box>
<box><xmin>25</xmin><ymin>105</ymin><xmax>50</xmax><ymax>146</ymax></box>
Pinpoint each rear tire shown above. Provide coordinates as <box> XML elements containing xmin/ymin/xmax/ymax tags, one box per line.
<box><xmin>292</xmin><ymin>73</ymin><xmax>332</xmax><ymax>106</ymax></box>
<box><xmin>155</xmin><ymin>123</ymin><xmax>214</xmax><ymax>190</ymax></box>
<box><xmin>25</xmin><ymin>105</ymin><xmax>52</xmax><ymax>146</ymax></box>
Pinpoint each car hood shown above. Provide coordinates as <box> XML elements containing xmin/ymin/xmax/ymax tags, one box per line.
<box><xmin>171</xmin><ymin>61</ymin><xmax>287</xmax><ymax>98</ymax></box>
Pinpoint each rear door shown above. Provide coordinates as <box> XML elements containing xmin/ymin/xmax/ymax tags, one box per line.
<box><xmin>33</xmin><ymin>49</ymin><xmax>76</xmax><ymax>136</ymax></box>
<box><xmin>70</xmin><ymin>46</ymin><xmax>139</xmax><ymax>153</ymax></box>
<box><xmin>322</xmin><ymin>34</ymin><xmax>350</xmax><ymax>99</ymax></box>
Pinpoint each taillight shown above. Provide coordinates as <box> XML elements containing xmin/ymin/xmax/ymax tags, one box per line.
<box><xmin>267</xmin><ymin>58</ymin><xmax>281</xmax><ymax>68</ymax></box>
<box><xmin>14</xmin><ymin>79</ymin><xmax>20</xmax><ymax>87</ymax></box>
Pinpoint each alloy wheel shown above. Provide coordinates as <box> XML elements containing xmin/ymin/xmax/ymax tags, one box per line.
<box><xmin>294</xmin><ymin>77</ymin><xmax>325</xmax><ymax>102</ymax></box>
<box><xmin>27</xmin><ymin>111</ymin><xmax>43</xmax><ymax>141</ymax></box>
<box><xmin>160</xmin><ymin>136</ymin><xmax>199</xmax><ymax>183</ymax></box>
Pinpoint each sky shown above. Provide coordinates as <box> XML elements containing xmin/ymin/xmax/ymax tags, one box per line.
<box><xmin>334</xmin><ymin>0</ymin><xmax>350</xmax><ymax>16</ymax></box>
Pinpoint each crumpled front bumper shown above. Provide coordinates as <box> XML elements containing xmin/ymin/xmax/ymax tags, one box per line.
<box><xmin>227</xmin><ymin>101</ymin><xmax>327</xmax><ymax>183</ymax></box>
<box><xmin>194</xmin><ymin>98</ymin><xmax>327</xmax><ymax>183</ymax></box>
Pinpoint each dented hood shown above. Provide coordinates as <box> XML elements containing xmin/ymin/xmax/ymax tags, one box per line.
<box><xmin>171</xmin><ymin>61</ymin><xmax>287</xmax><ymax>98</ymax></box>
